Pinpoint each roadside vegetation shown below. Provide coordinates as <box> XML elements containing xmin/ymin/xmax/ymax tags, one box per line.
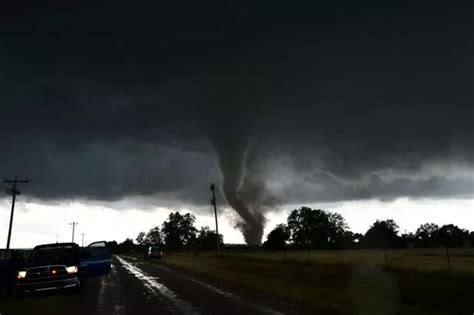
<box><xmin>152</xmin><ymin>250</ymin><xmax>474</xmax><ymax>315</ymax></box>
<box><xmin>113</xmin><ymin>207</ymin><xmax>474</xmax><ymax>255</ymax></box>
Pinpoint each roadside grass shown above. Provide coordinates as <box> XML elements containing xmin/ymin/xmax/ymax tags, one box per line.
<box><xmin>0</xmin><ymin>288</ymin><xmax>73</xmax><ymax>315</ymax></box>
<box><xmin>142</xmin><ymin>249</ymin><xmax>474</xmax><ymax>315</ymax></box>
<box><xmin>200</xmin><ymin>248</ymin><xmax>474</xmax><ymax>273</ymax></box>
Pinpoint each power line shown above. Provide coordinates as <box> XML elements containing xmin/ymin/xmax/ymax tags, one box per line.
<box><xmin>4</xmin><ymin>177</ymin><xmax>29</xmax><ymax>251</ymax></box>
<box><xmin>69</xmin><ymin>221</ymin><xmax>79</xmax><ymax>243</ymax></box>
<box><xmin>210</xmin><ymin>183</ymin><xmax>219</xmax><ymax>252</ymax></box>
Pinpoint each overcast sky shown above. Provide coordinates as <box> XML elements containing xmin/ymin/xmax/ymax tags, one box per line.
<box><xmin>0</xmin><ymin>1</ymin><xmax>472</xmax><ymax>246</ymax></box>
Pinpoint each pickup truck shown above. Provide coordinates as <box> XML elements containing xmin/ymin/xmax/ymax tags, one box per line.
<box><xmin>13</xmin><ymin>241</ymin><xmax>111</xmax><ymax>297</ymax></box>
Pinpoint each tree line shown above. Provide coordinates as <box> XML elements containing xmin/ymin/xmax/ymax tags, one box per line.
<box><xmin>110</xmin><ymin>211</ymin><xmax>224</xmax><ymax>253</ymax></box>
<box><xmin>263</xmin><ymin>207</ymin><xmax>474</xmax><ymax>250</ymax></box>
<box><xmin>109</xmin><ymin>207</ymin><xmax>474</xmax><ymax>253</ymax></box>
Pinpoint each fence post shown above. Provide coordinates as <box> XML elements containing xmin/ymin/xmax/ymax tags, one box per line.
<box><xmin>445</xmin><ymin>247</ymin><xmax>451</xmax><ymax>270</ymax></box>
<box><xmin>384</xmin><ymin>248</ymin><xmax>388</xmax><ymax>264</ymax></box>
<box><xmin>340</xmin><ymin>250</ymin><xmax>344</xmax><ymax>263</ymax></box>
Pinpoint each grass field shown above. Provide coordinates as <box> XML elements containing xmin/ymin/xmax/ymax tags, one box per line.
<box><xmin>154</xmin><ymin>248</ymin><xmax>474</xmax><ymax>315</ymax></box>
<box><xmin>191</xmin><ymin>247</ymin><xmax>474</xmax><ymax>273</ymax></box>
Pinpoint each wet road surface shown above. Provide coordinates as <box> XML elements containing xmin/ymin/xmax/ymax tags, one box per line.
<box><xmin>1</xmin><ymin>256</ymin><xmax>294</xmax><ymax>315</ymax></box>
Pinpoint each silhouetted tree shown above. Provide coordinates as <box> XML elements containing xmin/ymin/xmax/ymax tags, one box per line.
<box><xmin>107</xmin><ymin>241</ymin><xmax>118</xmax><ymax>253</ymax></box>
<box><xmin>400</xmin><ymin>232</ymin><xmax>416</xmax><ymax>248</ymax></box>
<box><xmin>146</xmin><ymin>226</ymin><xmax>163</xmax><ymax>246</ymax></box>
<box><xmin>196</xmin><ymin>226</ymin><xmax>223</xmax><ymax>250</ymax></box>
<box><xmin>435</xmin><ymin>224</ymin><xmax>469</xmax><ymax>247</ymax></box>
<box><xmin>117</xmin><ymin>238</ymin><xmax>138</xmax><ymax>253</ymax></box>
<box><xmin>162</xmin><ymin>212</ymin><xmax>197</xmax><ymax>250</ymax></box>
<box><xmin>415</xmin><ymin>223</ymin><xmax>440</xmax><ymax>247</ymax></box>
<box><xmin>263</xmin><ymin>224</ymin><xmax>290</xmax><ymax>250</ymax></box>
<box><xmin>136</xmin><ymin>232</ymin><xmax>147</xmax><ymax>246</ymax></box>
<box><xmin>364</xmin><ymin>219</ymin><xmax>400</xmax><ymax>248</ymax></box>
<box><xmin>469</xmin><ymin>232</ymin><xmax>474</xmax><ymax>247</ymax></box>
<box><xmin>287</xmin><ymin>207</ymin><xmax>348</xmax><ymax>249</ymax></box>
<box><xmin>353</xmin><ymin>233</ymin><xmax>364</xmax><ymax>245</ymax></box>
<box><xmin>339</xmin><ymin>231</ymin><xmax>357</xmax><ymax>249</ymax></box>
<box><xmin>328</xmin><ymin>212</ymin><xmax>349</xmax><ymax>246</ymax></box>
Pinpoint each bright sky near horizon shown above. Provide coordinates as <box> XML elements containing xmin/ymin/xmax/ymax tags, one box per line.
<box><xmin>1</xmin><ymin>197</ymin><xmax>472</xmax><ymax>249</ymax></box>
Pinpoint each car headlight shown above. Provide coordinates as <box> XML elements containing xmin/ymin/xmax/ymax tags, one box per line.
<box><xmin>17</xmin><ymin>271</ymin><xmax>27</xmax><ymax>279</ymax></box>
<box><xmin>66</xmin><ymin>266</ymin><xmax>78</xmax><ymax>273</ymax></box>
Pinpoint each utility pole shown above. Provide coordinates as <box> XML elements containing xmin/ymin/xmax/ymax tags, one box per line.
<box><xmin>69</xmin><ymin>221</ymin><xmax>79</xmax><ymax>243</ymax></box>
<box><xmin>56</xmin><ymin>234</ymin><xmax>58</xmax><ymax>243</ymax></box>
<box><xmin>210</xmin><ymin>183</ymin><xmax>219</xmax><ymax>252</ymax></box>
<box><xmin>4</xmin><ymin>177</ymin><xmax>29</xmax><ymax>251</ymax></box>
<box><xmin>81</xmin><ymin>233</ymin><xmax>86</xmax><ymax>247</ymax></box>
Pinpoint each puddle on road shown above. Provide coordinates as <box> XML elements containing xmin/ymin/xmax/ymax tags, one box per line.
<box><xmin>116</xmin><ymin>256</ymin><xmax>198</xmax><ymax>315</ymax></box>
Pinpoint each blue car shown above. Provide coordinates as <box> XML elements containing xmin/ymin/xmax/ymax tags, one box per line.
<box><xmin>15</xmin><ymin>241</ymin><xmax>111</xmax><ymax>296</ymax></box>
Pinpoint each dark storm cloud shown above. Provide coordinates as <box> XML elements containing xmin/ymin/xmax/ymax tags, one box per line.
<box><xmin>271</xmin><ymin>171</ymin><xmax>474</xmax><ymax>203</ymax></box>
<box><xmin>0</xmin><ymin>1</ymin><xmax>472</xmax><ymax>217</ymax></box>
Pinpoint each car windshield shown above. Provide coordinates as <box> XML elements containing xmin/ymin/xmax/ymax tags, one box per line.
<box><xmin>28</xmin><ymin>248</ymin><xmax>77</xmax><ymax>266</ymax></box>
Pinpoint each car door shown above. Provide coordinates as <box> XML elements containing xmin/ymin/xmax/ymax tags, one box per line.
<box><xmin>79</xmin><ymin>241</ymin><xmax>112</xmax><ymax>276</ymax></box>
